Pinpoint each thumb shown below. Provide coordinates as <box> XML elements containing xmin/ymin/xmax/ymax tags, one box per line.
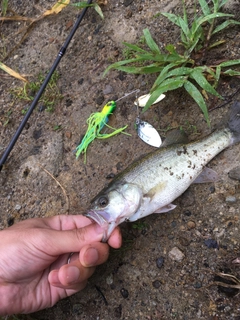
<box><xmin>38</xmin><ymin>223</ymin><xmax>105</xmax><ymax>256</ymax></box>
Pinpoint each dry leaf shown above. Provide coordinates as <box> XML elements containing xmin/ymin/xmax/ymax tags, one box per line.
<box><xmin>97</xmin><ymin>0</ymin><xmax>108</xmax><ymax>5</ymax></box>
<box><xmin>43</xmin><ymin>0</ymin><xmax>70</xmax><ymax>17</ymax></box>
<box><xmin>0</xmin><ymin>62</ymin><xmax>28</xmax><ymax>82</ymax></box>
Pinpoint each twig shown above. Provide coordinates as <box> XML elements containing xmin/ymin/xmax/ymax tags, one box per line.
<box><xmin>95</xmin><ymin>285</ymin><xmax>108</xmax><ymax>305</ymax></box>
<box><xmin>37</xmin><ymin>163</ymin><xmax>70</xmax><ymax>214</ymax></box>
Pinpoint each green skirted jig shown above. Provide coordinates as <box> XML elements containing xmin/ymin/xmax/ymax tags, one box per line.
<box><xmin>75</xmin><ymin>100</ymin><xmax>129</xmax><ymax>162</ymax></box>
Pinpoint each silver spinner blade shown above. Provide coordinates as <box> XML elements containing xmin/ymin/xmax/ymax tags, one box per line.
<box><xmin>136</xmin><ymin>117</ymin><xmax>162</xmax><ymax>147</ymax></box>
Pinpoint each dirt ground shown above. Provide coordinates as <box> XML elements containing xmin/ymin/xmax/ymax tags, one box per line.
<box><xmin>1</xmin><ymin>0</ymin><xmax>240</xmax><ymax>319</ymax></box>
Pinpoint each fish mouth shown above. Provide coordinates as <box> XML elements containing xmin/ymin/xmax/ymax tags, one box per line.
<box><xmin>85</xmin><ymin>210</ymin><xmax>116</xmax><ymax>242</ymax></box>
<box><xmin>85</xmin><ymin>210</ymin><xmax>108</xmax><ymax>226</ymax></box>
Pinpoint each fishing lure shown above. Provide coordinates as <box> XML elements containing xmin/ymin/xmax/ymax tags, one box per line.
<box><xmin>75</xmin><ymin>100</ymin><xmax>129</xmax><ymax>162</ymax></box>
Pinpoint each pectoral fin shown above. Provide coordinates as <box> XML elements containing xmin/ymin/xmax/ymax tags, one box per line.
<box><xmin>193</xmin><ymin>167</ymin><xmax>218</xmax><ymax>183</ymax></box>
<box><xmin>154</xmin><ymin>203</ymin><xmax>176</xmax><ymax>213</ymax></box>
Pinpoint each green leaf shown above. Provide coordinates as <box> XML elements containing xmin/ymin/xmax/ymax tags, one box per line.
<box><xmin>198</xmin><ymin>0</ymin><xmax>211</xmax><ymax>16</ymax></box>
<box><xmin>212</xmin><ymin>19</ymin><xmax>240</xmax><ymax>35</ymax></box>
<box><xmin>123</xmin><ymin>42</ymin><xmax>147</xmax><ymax>53</ymax></box>
<box><xmin>184</xmin><ymin>81</ymin><xmax>210</xmax><ymax>126</ymax></box>
<box><xmin>143</xmin><ymin>29</ymin><xmax>161</xmax><ymax>54</ymax></box>
<box><xmin>219</xmin><ymin>59</ymin><xmax>240</xmax><ymax>67</ymax></box>
<box><xmin>103</xmin><ymin>58</ymin><xmax>147</xmax><ymax>76</ymax></box>
<box><xmin>93</xmin><ymin>3</ymin><xmax>104</xmax><ymax>19</ymax></box>
<box><xmin>113</xmin><ymin>65</ymin><xmax>164</xmax><ymax>74</ymax></box>
<box><xmin>152</xmin><ymin>63</ymin><xmax>178</xmax><ymax>89</ymax></box>
<box><xmin>193</xmin><ymin>13</ymin><xmax>234</xmax><ymax>34</ymax></box>
<box><xmin>190</xmin><ymin>69</ymin><xmax>222</xmax><ymax>98</ymax></box>
<box><xmin>223</xmin><ymin>69</ymin><xmax>240</xmax><ymax>76</ymax></box>
<box><xmin>178</xmin><ymin>16</ymin><xmax>190</xmax><ymax>39</ymax></box>
<box><xmin>161</xmin><ymin>13</ymin><xmax>181</xmax><ymax>27</ymax></box>
<box><xmin>143</xmin><ymin>76</ymin><xmax>186</xmax><ymax>112</ymax></box>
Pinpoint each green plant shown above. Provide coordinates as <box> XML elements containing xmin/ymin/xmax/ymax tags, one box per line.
<box><xmin>1</xmin><ymin>0</ymin><xmax>8</xmax><ymax>16</ymax></box>
<box><xmin>62</xmin><ymin>1</ymin><xmax>104</xmax><ymax>19</ymax></box>
<box><xmin>104</xmin><ymin>0</ymin><xmax>240</xmax><ymax>125</ymax></box>
<box><xmin>12</xmin><ymin>71</ymin><xmax>62</xmax><ymax>112</ymax></box>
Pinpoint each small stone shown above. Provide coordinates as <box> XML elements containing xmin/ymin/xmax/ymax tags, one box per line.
<box><xmin>179</xmin><ymin>236</ymin><xmax>190</xmax><ymax>247</ymax></box>
<box><xmin>14</xmin><ymin>204</ymin><xmax>22</xmax><ymax>211</ymax></box>
<box><xmin>187</xmin><ymin>220</ymin><xmax>196</xmax><ymax>229</ymax></box>
<box><xmin>106</xmin><ymin>274</ymin><xmax>113</xmax><ymax>285</ymax></box>
<box><xmin>106</xmin><ymin>172</ymin><xmax>115</xmax><ymax>179</ymax></box>
<box><xmin>7</xmin><ymin>217</ymin><xmax>14</xmax><ymax>227</ymax></box>
<box><xmin>156</xmin><ymin>257</ymin><xmax>164</xmax><ymax>269</ymax></box>
<box><xmin>152</xmin><ymin>280</ymin><xmax>161</xmax><ymax>289</ymax></box>
<box><xmin>225</xmin><ymin>196</ymin><xmax>237</xmax><ymax>203</ymax></box>
<box><xmin>209</xmin><ymin>185</ymin><xmax>215</xmax><ymax>193</ymax></box>
<box><xmin>228</xmin><ymin>166</ymin><xmax>240</xmax><ymax>181</ymax></box>
<box><xmin>120</xmin><ymin>288</ymin><xmax>129</xmax><ymax>299</ymax></box>
<box><xmin>204</xmin><ymin>239</ymin><xmax>219</xmax><ymax>249</ymax></box>
<box><xmin>193</xmin><ymin>282</ymin><xmax>202</xmax><ymax>289</ymax></box>
<box><xmin>95</xmin><ymin>95</ymin><xmax>104</xmax><ymax>105</ymax></box>
<box><xmin>183</xmin><ymin>210</ymin><xmax>192</xmax><ymax>216</ymax></box>
<box><xmin>103</xmin><ymin>85</ymin><xmax>113</xmax><ymax>95</ymax></box>
<box><xmin>65</xmin><ymin>131</ymin><xmax>72</xmax><ymax>139</ymax></box>
<box><xmin>169</xmin><ymin>247</ymin><xmax>185</xmax><ymax>261</ymax></box>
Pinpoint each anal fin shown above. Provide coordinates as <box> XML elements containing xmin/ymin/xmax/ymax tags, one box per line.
<box><xmin>154</xmin><ymin>203</ymin><xmax>176</xmax><ymax>213</ymax></box>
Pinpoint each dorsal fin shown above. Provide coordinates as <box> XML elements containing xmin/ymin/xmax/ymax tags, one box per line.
<box><xmin>161</xmin><ymin>129</ymin><xmax>188</xmax><ymax>147</ymax></box>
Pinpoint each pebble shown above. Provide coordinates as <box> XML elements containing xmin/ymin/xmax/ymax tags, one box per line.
<box><xmin>156</xmin><ymin>257</ymin><xmax>164</xmax><ymax>269</ymax></box>
<box><xmin>168</xmin><ymin>247</ymin><xmax>185</xmax><ymax>261</ymax></box>
<box><xmin>106</xmin><ymin>274</ymin><xmax>113</xmax><ymax>285</ymax></box>
<box><xmin>225</xmin><ymin>195</ymin><xmax>237</xmax><ymax>203</ymax></box>
<box><xmin>14</xmin><ymin>204</ymin><xmax>22</xmax><ymax>211</ymax></box>
<box><xmin>193</xmin><ymin>282</ymin><xmax>202</xmax><ymax>289</ymax></box>
<box><xmin>152</xmin><ymin>280</ymin><xmax>161</xmax><ymax>289</ymax></box>
<box><xmin>228</xmin><ymin>166</ymin><xmax>240</xmax><ymax>181</ymax></box>
<box><xmin>65</xmin><ymin>131</ymin><xmax>72</xmax><ymax>139</ymax></box>
<box><xmin>103</xmin><ymin>85</ymin><xmax>113</xmax><ymax>95</ymax></box>
<box><xmin>204</xmin><ymin>239</ymin><xmax>219</xmax><ymax>249</ymax></box>
<box><xmin>183</xmin><ymin>210</ymin><xmax>192</xmax><ymax>216</ymax></box>
<box><xmin>187</xmin><ymin>220</ymin><xmax>196</xmax><ymax>229</ymax></box>
<box><xmin>120</xmin><ymin>288</ymin><xmax>129</xmax><ymax>299</ymax></box>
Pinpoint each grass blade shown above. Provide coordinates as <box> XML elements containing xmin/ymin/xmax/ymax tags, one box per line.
<box><xmin>198</xmin><ymin>0</ymin><xmax>211</xmax><ymax>16</ymax></box>
<box><xmin>219</xmin><ymin>59</ymin><xmax>240</xmax><ymax>67</ymax></box>
<box><xmin>0</xmin><ymin>62</ymin><xmax>28</xmax><ymax>82</ymax></box>
<box><xmin>223</xmin><ymin>69</ymin><xmax>240</xmax><ymax>76</ymax></box>
<box><xmin>190</xmin><ymin>68</ymin><xmax>222</xmax><ymax>98</ymax></box>
<box><xmin>143</xmin><ymin>29</ymin><xmax>161</xmax><ymax>54</ymax></box>
<box><xmin>184</xmin><ymin>80</ymin><xmax>210</xmax><ymax>126</ymax></box>
<box><xmin>143</xmin><ymin>77</ymin><xmax>186</xmax><ymax>112</ymax></box>
<box><xmin>212</xmin><ymin>19</ymin><xmax>240</xmax><ymax>35</ymax></box>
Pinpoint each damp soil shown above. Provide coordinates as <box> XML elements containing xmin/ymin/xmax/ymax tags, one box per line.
<box><xmin>1</xmin><ymin>0</ymin><xmax>240</xmax><ymax>319</ymax></box>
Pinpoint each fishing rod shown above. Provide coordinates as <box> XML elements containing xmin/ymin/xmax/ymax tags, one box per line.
<box><xmin>0</xmin><ymin>0</ymin><xmax>93</xmax><ymax>172</ymax></box>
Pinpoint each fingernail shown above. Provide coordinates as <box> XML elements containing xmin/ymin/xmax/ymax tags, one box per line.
<box><xmin>66</xmin><ymin>266</ymin><xmax>80</xmax><ymax>284</ymax></box>
<box><xmin>84</xmin><ymin>247</ymin><xmax>99</xmax><ymax>267</ymax></box>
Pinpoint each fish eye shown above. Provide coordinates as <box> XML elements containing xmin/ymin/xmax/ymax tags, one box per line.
<box><xmin>98</xmin><ymin>196</ymin><xmax>108</xmax><ymax>207</ymax></box>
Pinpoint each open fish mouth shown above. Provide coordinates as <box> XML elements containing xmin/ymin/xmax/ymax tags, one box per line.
<box><xmin>85</xmin><ymin>210</ymin><xmax>109</xmax><ymax>226</ymax></box>
<box><xmin>85</xmin><ymin>210</ymin><xmax>115</xmax><ymax>242</ymax></box>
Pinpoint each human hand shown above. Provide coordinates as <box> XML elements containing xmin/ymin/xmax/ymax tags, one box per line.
<box><xmin>0</xmin><ymin>215</ymin><xmax>122</xmax><ymax>316</ymax></box>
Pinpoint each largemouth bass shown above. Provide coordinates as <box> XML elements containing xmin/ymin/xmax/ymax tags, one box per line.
<box><xmin>85</xmin><ymin>101</ymin><xmax>240</xmax><ymax>241</ymax></box>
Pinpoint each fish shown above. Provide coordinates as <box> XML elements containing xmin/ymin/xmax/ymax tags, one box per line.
<box><xmin>85</xmin><ymin>101</ymin><xmax>240</xmax><ymax>241</ymax></box>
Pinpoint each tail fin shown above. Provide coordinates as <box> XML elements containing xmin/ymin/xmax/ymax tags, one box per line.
<box><xmin>228</xmin><ymin>101</ymin><xmax>240</xmax><ymax>144</ymax></box>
